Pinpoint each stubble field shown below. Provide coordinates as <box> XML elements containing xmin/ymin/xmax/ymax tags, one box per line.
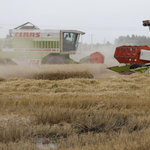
<box><xmin>0</xmin><ymin>64</ymin><xmax>150</xmax><ymax>150</ymax></box>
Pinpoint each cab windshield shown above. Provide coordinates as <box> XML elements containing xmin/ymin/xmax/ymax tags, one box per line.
<box><xmin>63</xmin><ymin>32</ymin><xmax>80</xmax><ymax>51</ymax></box>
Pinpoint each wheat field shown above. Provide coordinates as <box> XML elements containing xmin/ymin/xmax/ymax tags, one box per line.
<box><xmin>0</xmin><ymin>64</ymin><xmax>150</xmax><ymax>150</ymax></box>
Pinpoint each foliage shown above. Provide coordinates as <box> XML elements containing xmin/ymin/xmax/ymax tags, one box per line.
<box><xmin>114</xmin><ymin>35</ymin><xmax>150</xmax><ymax>47</ymax></box>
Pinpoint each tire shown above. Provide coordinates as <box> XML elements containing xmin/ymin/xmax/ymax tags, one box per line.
<box><xmin>129</xmin><ymin>64</ymin><xmax>146</xmax><ymax>69</ymax></box>
<box><xmin>46</xmin><ymin>56</ymin><xmax>65</xmax><ymax>64</ymax></box>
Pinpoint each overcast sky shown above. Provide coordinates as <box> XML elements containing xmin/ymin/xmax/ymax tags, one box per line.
<box><xmin>1</xmin><ymin>0</ymin><xmax>150</xmax><ymax>44</ymax></box>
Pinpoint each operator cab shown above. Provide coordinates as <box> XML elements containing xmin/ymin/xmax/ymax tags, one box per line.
<box><xmin>61</xmin><ymin>30</ymin><xmax>85</xmax><ymax>52</ymax></box>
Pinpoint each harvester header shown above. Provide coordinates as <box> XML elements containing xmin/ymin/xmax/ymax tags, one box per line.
<box><xmin>108</xmin><ymin>19</ymin><xmax>150</xmax><ymax>74</ymax></box>
<box><xmin>114</xmin><ymin>45</ymin><xmax>150</xmax><ymax>64</ymax></box>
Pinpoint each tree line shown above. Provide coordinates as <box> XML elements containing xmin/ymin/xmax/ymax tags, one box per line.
<box><xmin>81</xmin><ymin>35</ymin><xmax>150</xmax><ymax>58</ymax></box>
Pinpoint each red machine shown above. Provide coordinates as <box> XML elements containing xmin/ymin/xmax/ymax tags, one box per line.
<box><xmin>114</xmin><ymin>45</ymin><xmax>150</xmax><ymax>64</ymax></box>
<box><xmin>90</xmin><ymin>52</ymin><xmax>104</xmax><ymax>64</ymax></box>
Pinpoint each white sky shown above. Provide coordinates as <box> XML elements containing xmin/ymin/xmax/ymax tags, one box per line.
<box><xmin>1</xmin><ymin>0</ymin><xmax>150</xmax><ymax>44</ymax></box>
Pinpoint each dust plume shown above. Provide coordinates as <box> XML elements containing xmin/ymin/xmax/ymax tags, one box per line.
<box><xmin>0</xmin><ymin>64</ymin><xmax>110</xmax><ymax>80</ymax></box>
<box><xmin>75</xmin><ymin>42</ymin><xmax>120</xmax><ymax>68</ymax></box>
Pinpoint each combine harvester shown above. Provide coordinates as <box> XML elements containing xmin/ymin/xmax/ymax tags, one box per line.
<box><xmin>109</xmin><ymin>20</ymin><xmax>150</xmax><ymax>75</ymax></box>
<box><xmin>0</xmin><ymin>22</ymin><xmax>104</xmax><ymax>65</ymax></box>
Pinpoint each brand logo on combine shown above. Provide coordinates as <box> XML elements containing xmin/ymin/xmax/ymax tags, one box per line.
<box><xmin>14</xmin><ymin>32</ymin><xmax>40</xmax><ymax>37</ymax></box>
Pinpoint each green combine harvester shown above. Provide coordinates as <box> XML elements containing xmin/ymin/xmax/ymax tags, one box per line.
<box><xmin>0</xmin><ymin>22</ymin><xmax>104</xmax><ymax>65</ymax></box>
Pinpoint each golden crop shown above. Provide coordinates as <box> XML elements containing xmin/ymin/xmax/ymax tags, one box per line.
<box><xmin>0</xmin><ymin>64</ymin><xmax>150</xmax><ymax>150</ymax></box>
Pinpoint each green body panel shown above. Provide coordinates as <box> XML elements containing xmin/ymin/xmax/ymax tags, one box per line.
<box><xmin>108</xmin><ymin>65</ymin><xmax>132</xmax><ymax>73</ymax></box>
<box><xmin>13</xmin><ymin>38</ymin><xmax>34</xmax><ymax>48</ymax></box>
<box><xmin>0</xmin><ymin>37</ymin><xmax>61</xmax><ymax>60</ymax></box>
<box><xmin>130</xmin><ymin>67</ymin><xmax>149</xmax><ymax>73</ymax></box>
<box><xmin>12</xmin><ymin>38</ymin><xmax>60</xmax><ymax>49</ymax></box>
<box><xmin>109</xmin><ymin>65</ymin><xmax>149</xmax><ymax>74</ymax></box>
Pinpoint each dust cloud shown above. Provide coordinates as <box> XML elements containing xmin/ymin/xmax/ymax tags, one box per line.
<box><xmin>74</xmin><ymin>42</ymin><xmax>120</xmax><ymax>67</ymax></box>
<box><xmin>0</xmin><ymin>44</ymin><xmax>121</xmax><ymax>80</ymax></box>
<box><xmin>0</xmin><ymin>64</ymin><xmax>118</xmax><ymax>80</ymax></box>
<box><xmin>0</xmin><ymin>46</ymin><xmax>121</xmax><ymax>80</ymax></box>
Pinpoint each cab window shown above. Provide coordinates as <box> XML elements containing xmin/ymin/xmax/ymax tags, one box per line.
<box><xmin>63</xmin><ymin>32</ymin><xmax>80</xmax><ymax>51</ymax></box>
